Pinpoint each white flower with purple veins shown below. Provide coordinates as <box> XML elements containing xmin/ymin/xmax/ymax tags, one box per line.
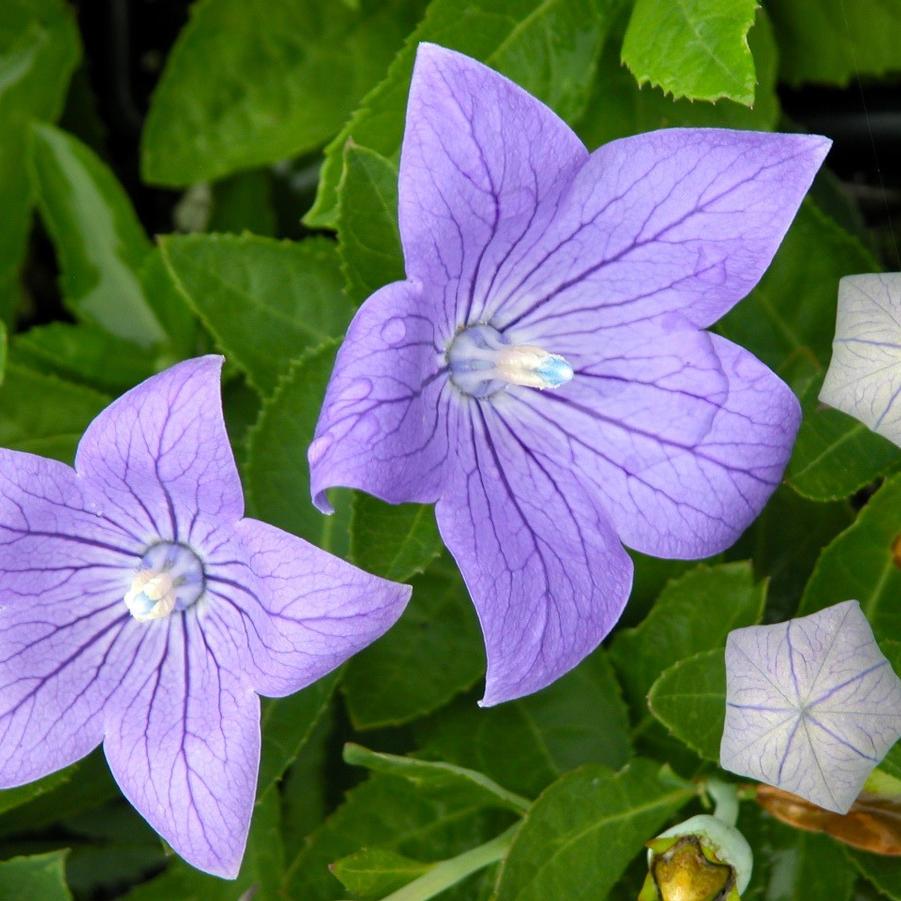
<box><xmin>820</xmin><ymin>273</ymin><xmax>901</xmax><ymax>447</ymax></box>
<box><xmin>0</xmin><ymin>357</ymin><xmax>409</xmax><ymax>878</ymax></box>
<box><xmin>720</xmin><ymin>600</ymin><xmax>901</xmax><ymax>813</ymax></box>
<box><xmin>309</xmin><ymin>43</ymin><xmax>830</xmax><ymax>705</ymax></box>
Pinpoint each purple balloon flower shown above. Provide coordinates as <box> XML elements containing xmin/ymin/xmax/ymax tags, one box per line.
<box><xmin>0</xmin><ymin>356</ymin><xmax>409</xmax><ymax>878</ymax></box>
<box><xmin>309</xmin><ymin>43</ymin><xmax>830</xmax><ymax>705</ymax></box>
<box><xmin>720</xmin><ymin>600</ymin><xmax>901</xmax><ymax>813</ymax></box>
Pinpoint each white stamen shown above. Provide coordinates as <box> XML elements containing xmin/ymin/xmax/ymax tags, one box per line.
<box><xmin>123</xmin><ymin>542</ymin><xmax>205</xmax><ymax>622</ymax></box>
<box><xmin>125</xmin><ymin>571</ymin><xmax>177</xmax><ymax>621</ymax></box>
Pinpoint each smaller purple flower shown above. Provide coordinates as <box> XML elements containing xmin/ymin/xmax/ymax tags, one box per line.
<box><xmin>820</xmin><ymin>273</ymin><xmax>901</xmax><ymax>447</ymax></box>
<box><xmin>0</xmin><ymin>356</ymin><xmax>409</xmax><ymax>877</ymax></box>
<box><xmin>309</xmin><ymin>43</ymin><xmax>830</xmax><ymax>704</ymax></box>
<box><xmin>720</xmin><ymin>600</ymin><xmax>901</xmax><ymax>813</ymax></box>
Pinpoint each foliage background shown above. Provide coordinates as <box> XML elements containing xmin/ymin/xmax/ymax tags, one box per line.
<box><xmin>1</xmin><ymin>0</ymin><xmax>900</xmax><ymax>898</ymax></box>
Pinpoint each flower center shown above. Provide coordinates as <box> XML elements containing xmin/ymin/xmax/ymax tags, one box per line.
<box><xmin>124</xmin><ymin>542</ymin><xmax>205</xmax><ymax>622</ymax></box>
<box><xmin>447</xmin><ymin>324</ymin><xmax>573</xmax><ymax>398</ymax></box>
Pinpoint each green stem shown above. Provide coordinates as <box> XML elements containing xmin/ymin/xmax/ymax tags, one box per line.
<box><xmin>707</xmin><ymin>778</ymin><xmax>739</xmax><ymax>828</ymax></box>
<box><xmin>376</xmin><ymin>824</ymin><xmax>519</xmax><ymax>901</ymax></box>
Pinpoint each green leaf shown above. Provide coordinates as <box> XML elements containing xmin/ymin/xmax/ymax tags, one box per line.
<box><xmin>331</xmin><ymin>847</ymin><xmax>431</xmax><ymax>899</ymax></box>
<box><xmin>577</xmin><ymin>7</ymin><xmax>778</xmax><ymax>148</ymax></box>
<box><xmin>847</xmin><ymin>847</ymin><xmax>901</xmax><ymax>901</ymax></box>
<box><xmin>257</xmin><ymin>670</ymin><xmax>339</xmax><ymax>798</ymax></box>
<box><xmin>787</xmin><ymin>376</ymin><xmax>901</xmax><ymax>502</ymax></box>
<box><xmin>0</xmin><ymin>363</ymin><xmax>108</xmax><ymax>462</ymax></box>
<box><xmin>208</xmin><ymin>169</ymin><xmax>276</xmax><ymax>237</ymax></box>
<box><xmin>337</xmin><ymin>144</ymin><xmax>404</xmax><ymax>305</ymax></box>
<box><xmin>141</xmin><ymin>0</ymin><xmax>425</xmax><ymax>186</ymax></box>
<box><xmin>621</xmin><ymin>0</ymin><xmax>757</xmax><ymax>105</ymax></box>
<box><xmin>244</xmin><ymin>340</ymin><xmax>351</xmax><ymax>554</ymax></box>
<box><xmin>344</xmin><ymin>744</ymin><xmax>531</xmax><ymax>813</ymax></box>
<box><xmin>280</xmin><ymin>772</ymin><xmax>513</xmax><ymax>900</ymax></box>
<box><xmin>418</xmin><ymin>650</ymin><xmax>632</xmax><ymax>798</ymax></box>
<box><xmin>0</xmin><ymin>769</ymin><xmax>71</xmax><ymax>817</ymax></box>
<box><xmin>770</xmin><ymin>0</ymin><xmax>901</xmax><ymax>87</ymax></box>
<box><xmin>494</xmin><ymin>760</ymin><xmax>694</xmax><ymax>900</ymax></box>
<box><xmin>799</xmin><ymin>472</ymin><xmax>901</xmax><ymax>644</ymax></box>
<box><xmin>718</xmin><ymin>201</ymin><xmax>881</xmax><ymax>392</ymax></box>
<box><xmin>0</xmin><ymin>321</ymin><xmax>6</xmax><ymax>384</ymax></box>
<box><xmin>350</xmin><ymin>495</ymin><xmax>441</xmax><ymax>582</ymax></box>
<box><xmin>0</xmin><ymin>851</ymin><xmax>70</xmax><ymax>901</ymax></box>
<box><xmin>161</xmin><ymin>235</ymin><xmax>352</xmax><ymax>395</ymax></box>
<box><xmin>307</xmin><ymin>0</ymin><xmax>615</xmax><ymax>228</ymax></box>
<box><xmin>728</xmin><ymin>484</ymin><xmax>853</xmax><ymax>623</ymax></box>
<box><xmin>610</xmin><ymin>562</ymin><xmax>765</xmax><ymax>712</ymax></box>
<box><xmin>0</xmin><ymin>0</ymin><xmax>80</xmax><ymax>322</ymax></box>
<box><xmin>12</xmin><ymin>322</ymin><xmax>161</xmax><ymax>393</ymax></box>
<box><xmin>648</xmin><ymin>649</ymin><xmax>725</xmax><ymax>763</ymax></box>
<box><xmin>28</xmin><ymin>123</ymin><xmax>167</xmax><ymax>346</ymax></box>
<box><xmin>343</xmin><ymin>556</ymin><xmax>483</xmax><ymax>729</ymax></box>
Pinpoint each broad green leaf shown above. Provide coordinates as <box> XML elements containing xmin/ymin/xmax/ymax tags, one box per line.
<box><xmin>728</xmin><ymin>484</ymin><xmax>853</xmax><ymax>623</ymax></box>
<box><xmin>0</xmin><ymin>364</ymin><xmax>108</xmax><ymax>462</ymax></box>
<box><xmin>350</xmin><ymin>495</ymin><xmax>441</xmax><ymax>582</ymax></box>
<box><xmin>799</xmin><ymin>472</ymin><xmax>901</xmax><ymax>644</ymax></box>
<box><xmin>718</xmin><ymin>201</ymin><xmax>881</xmax><ymax>392</ymax></box>
<box><xmin>161</xmin><ymin>235</ymin><xmax>351</xmax><ymax>395</ymax></box>
<box><xmin>343</xmin><ymin>556</ymin><xmax>483</xmax><ymax>729</ymax></box>
<box><xmin>610</xmin><ymin>562</ymin><xmax>765</xmax><ymax>712</ymax></box>
<box><xmin>418</xmin><ymin>650</ymin><xmax>631</xmax><ymax>798</ymax></box>
<box><xmin>0</xmin><ymin>769</ymin><xmax>71</xmax><ymax>817</ymax></box>
<box><xmin>257</xmin><ymin>670</ymin><xmax>339</xmax><ymax>798</ymax></box>
<box><xmin>495</xmin><ymin>760</ymin><xmax>694</xmax><ymax>900</ymax></box>
<box><xmin>577</xmin><ymin>7</ymin><xmax>778</xmax><ymax>148</ymax></box>
<box><xmin>648</xmin><ymin>649</ymin><xmax>725</xmax><ymax>762</ymax></box>
<box><xmin>28</xmin><ymin>124</ymin><xmax>167</xmax><ymax>346</ymax></box>
<box><xmin>0</xmin><ymin>851</ymin><xmax>70</xmax><ymax>901</ymax></box>
<box><xmin>621</xmin><ymin>0</ymin><xmax>757</xmax><ymax>105</ymax></box>
<box><xmin>282</xmin><ymin>709</ymin><xmax>333</xmax><ymax>851</ymax></box>
<box><xmin>787</xmin><ymin>376</ymin><xmax>900</xmax><ymax>502</ymax></box>
<box><xmin>12</xmin><ymin>322</ymin><xmax>161</xmax><ymax>393</ymax></box>
<box><xmin>739</xmin><ymin>805</ymin><xmax>855</xmax><ymax>901</ymax></box>
<box><xmin>280</xmin><ymin>772</ymin><xmax>513</xmax><ymax>900</ymax></box>
<box><xmin>0</xmin><ymin>321</ymin><xmax>6</xmax><ymax>384</ymax></box>
<box><xmin>337</xmin><ymin>144</ymin><xmax>404</xmax><ymax>305</ymax></box>
<box><xmin>0</xmin><ymin>0</ymin><xmax>80</xmax><ymax>322</ymax></box>
<box><xmin>331</xmin><ymin>847</ymin><xmax>431</xmax><ymax>899</ymax></box>
<box><xmin>344</xmin><ymin>744</ymin><xmax>530</xmax><ymax>813</ymax></box>
<box><xmin>141</xmin><ymin>0</ymin><xmax>425</xmax><ymax>186</ymax></box>
<box><xmin>848</xmin><ymin>847</ymin><xmax>901</xmax><ymax>900</ymax></box>
<box><xmin>244</xmin><ymin>341</ymin><xmax>351</xmax><ymax>554</ymax></box>
<box><xmin>307</xmin><ymin>0</ymin><xmax>614</xmax><ymax>228</ymax></box>
<box><xmin>770</xmin><ymin>0</ymin><xmax>901</xmax><ymax>87</ymax></box>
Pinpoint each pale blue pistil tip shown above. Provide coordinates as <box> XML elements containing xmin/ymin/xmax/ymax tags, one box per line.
<box><xmin>536</xmin><ymin>355</ymin><xmax>573</xmax><ymax>388</ymax></box>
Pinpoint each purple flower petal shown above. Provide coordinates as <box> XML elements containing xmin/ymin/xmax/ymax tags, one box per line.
<box><xmin>310</xmin><ymin>281</ymin><xmax>450</xmax><ymax>513</ymax></box>
<box><xmin>104</xmin><ymin>613</ymin><xmax>259</xmax><ymax>878</ymax></box>
<box><xmin>492</xmin><ymin>128</ymin><xmax>830</xmax><ymax>336</ymax></box>
<box><xmin>508</xmin><ymin>326</ymin><xmax>801</xmax><ymax>558</ymax></box>
<box><xmin>436</xmin><ymin>402</ymin><xmax>633</xmax><ymax>705</ymax></box>
<box><xmin>75</xmin><ymin>356</ymin><xmax>244</xmax><ymax>541</ymax></box>
<box><xmin>399</xmin><ymin>42</ymin><xmax>588</xmax><ymax>335</ymax></box>
<box><xmin>202</xmin><ymin>518</ymin><xmax>410</xmax><ymax>697</ymax></box>
<box><xmin>720</xmin><ymin>600</ymin><xmax>901</xmax><ymax>813</ymax></box>
<box><xmin>0</xmin><ymin>451</ymin><xmax>139</xmax><ymax>784</ymax></box>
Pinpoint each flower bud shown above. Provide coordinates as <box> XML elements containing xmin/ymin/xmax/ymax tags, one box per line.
<box><xmin>638</xmin><ymin>814</ymin><xmax>752</xmax><ymax>901</ymax></box>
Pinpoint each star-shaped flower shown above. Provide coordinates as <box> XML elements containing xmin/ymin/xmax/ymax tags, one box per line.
<box><xmin>720</xmin><ymin>600</ymin><xmax>901</xmax><ymax>813</ymax></box>
<box><xmin>0</xmin><ymin>356</ymin><xmax>409</xmax><ymax>877</ymax></box>
<box><xmin>309</xmin><ymin>43</ymin><xmax>830</xmax><ymax>705</ymax></box>
<box><xmin>820</xmin><ymin>273</ymin><xmax>901</xmax><ymax>447</ymax></box>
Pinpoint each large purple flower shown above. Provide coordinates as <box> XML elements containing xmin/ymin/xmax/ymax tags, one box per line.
<box><xmin>310</xmin><ymin>44</ymin><xmax>830</xmax><ymax>705</ymax></box>
<box><xmin>0</xmin><ymin>356</ymin><xmax>409</xmax><ymax>878</ymax></box>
